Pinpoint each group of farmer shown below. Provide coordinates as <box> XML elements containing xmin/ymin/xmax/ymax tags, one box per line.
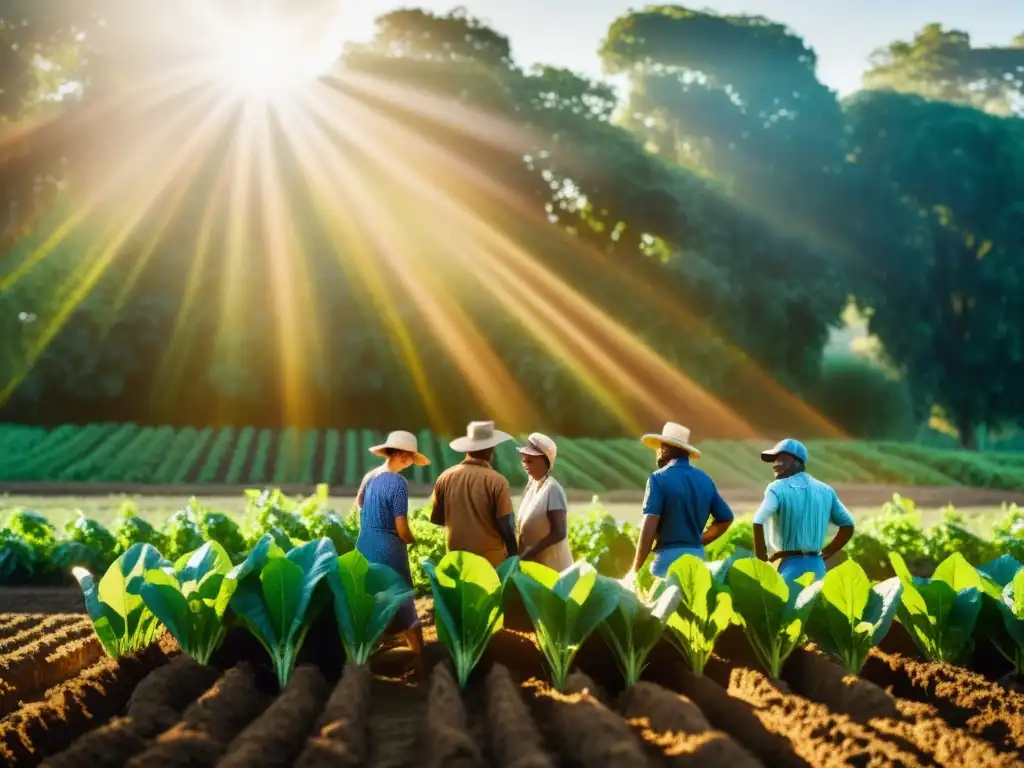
<box><xmin>354</xmin><ymin>419</ymin><xmax>856</xmax><ymax>659</ymax></box>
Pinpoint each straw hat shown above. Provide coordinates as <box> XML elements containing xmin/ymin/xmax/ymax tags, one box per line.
<box><xmin>370</xmin><ymin>430</ymin><xmax>431</xmax><ymax>466</ymax></box>
<box><xmin>449</xmin><ymin>420</ymin><xmax>513</xmax><ymax>453</ymax></box>
<box><xmin>517</xmin><ymin>432</ymin><xmax>557</xmax><ymax>468</ymax></box>
<box><xmin>640</xmin><ymin>422</ymin><xmax>701</xmax><ymax>459</ymax></box>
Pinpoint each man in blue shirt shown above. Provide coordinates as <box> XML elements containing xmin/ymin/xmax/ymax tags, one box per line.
<box><xmin>753</xmin><ymin>438</ymin><xmax>855</xmax><ymax>585</ymax></box>
<box><xmin>624</xmin><ymin>422</ymin><xmax>734</xmax><ymax>582</ymax></box>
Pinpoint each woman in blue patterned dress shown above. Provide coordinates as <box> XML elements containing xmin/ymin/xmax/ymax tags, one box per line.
<box><xmin>355</xmin><ymin>430</ymin><xmax>430</xmax><ymax>657</ymax></box>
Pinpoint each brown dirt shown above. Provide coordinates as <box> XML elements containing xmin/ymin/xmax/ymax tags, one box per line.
<box><xmin>783</xmin><ymin>648</ymin><xmax>901</xmax><ymax>723</ymax></box>
<box><xmin>863</xmin><ymin>649</ymin><xmax>1024</xmax><ymax>754</ymax></box>
<box><xmin>124</xmin><ymin>663</ymin><xmax>268</xmax><ymax>768</ymax></box>
<box><xmin>38</xmin><ymin>655</ymin><xmax>220</xmax><ymax>768</ymax></box>
<box><xmin>365</xmin><ymin>667</ymin><xmax>428</xmax><ymax>767</ymax></box>
<box><xmin>0</xmin><ymin>616</ymin><xmax>82</xmax><ymax>652</ymax></box>
<box><xmin>295</xmin><ymin>662</ymin><xmax>371</xmax><ymax>768</ymax></box>
<box><xmin>527</xmin><ymin>671</ymin><xmax>654</xmax><ymax>767</ymax></box>
<box><xmin>219</xmin><ymin>664</ymin><xmax>330</xmax><ymax>768</ymax></box>
<box><xmin>0</xmin><ymin>643</ymin><xmax>169</xmax><ymax>767</ymax></box>
<box><xmin>484</xmin><ymin>664</ymin><xmax>554</xmax><ymax>768</ymax></box>
<box><xmin>618</xmin><ymin>681</ymin><xmax>761</xmax><ymax>766</ymax></box>
<box><xmin>0</xmin><ymin>614</ymin><xmax>44</xmax><ymax>637</ymax></box>
<box><xmin>426</xmin><ymin>663</ymin><xmax>486</xmax><ymax>768</ymax></box>
<box><xmin>1</xmin><ymin>629</ymin><xmax>104</xmax><ymax>716</ymax></box>
<box><xmin>727</xmin><ymin>666</ymin><xmax>927</xmax><ymax>765</ymax></box>
<box><xmin>0</xmin><ymin>589</ymin><xmax>86</xmax><ymax>615</ymax></box>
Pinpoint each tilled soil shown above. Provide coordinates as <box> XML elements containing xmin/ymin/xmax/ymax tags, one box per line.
<box><xmin>1</xmin><ymin>614</ymin><xmax>1023</xmax><ymax>767</ymax></box>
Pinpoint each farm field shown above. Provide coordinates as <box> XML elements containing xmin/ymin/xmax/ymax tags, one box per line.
<box><xmin>1</xmin><ymin>586</ymin><xmax>1023</xmax><ymax>767</ymax></box>
<box><xmin>3</xmin><ymin>422</ymin><xmax>1024</xmax><ymax>493</ymax></box>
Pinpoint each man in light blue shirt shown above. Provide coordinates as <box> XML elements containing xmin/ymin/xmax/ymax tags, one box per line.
<box><xmin>752</xmin><ymin>438</ymin><xmax>855</xmax><ymax>585</ymax></box>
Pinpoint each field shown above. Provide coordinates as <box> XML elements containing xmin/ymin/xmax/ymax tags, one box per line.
<box><xmin>4</xmin><ymin>423</ymin><xmax>1024</xmax><ymax>493</ymax></box>
<box><xmin>1</xmin><ymin>589</ymin><xmax>1023</xmax><ymax>768</ymax></box>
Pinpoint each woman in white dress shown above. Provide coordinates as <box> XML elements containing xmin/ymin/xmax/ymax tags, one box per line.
<box><xmin>515</xmin><ymin>433</ymin><xmax>573</xmax><ymax>572</ymax></box>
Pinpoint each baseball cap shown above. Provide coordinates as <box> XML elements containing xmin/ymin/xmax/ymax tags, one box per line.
<box><xmin>760</xmin><ymin>438</ymin><xmax>808</xmax><ymax>464</ymax></box>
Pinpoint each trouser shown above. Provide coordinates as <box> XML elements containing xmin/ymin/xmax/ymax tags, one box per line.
<box><xmin>777</xmin><ymin>554</ymin><xmax>826</xmax><ymax>587</ymax></box>
<box><xmin>651</xmin><ymin>545</ymin><xmax>705</xmax><ymax>578</ymax></box>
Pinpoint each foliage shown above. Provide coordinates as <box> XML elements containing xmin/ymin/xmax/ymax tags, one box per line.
<box><xmin>136</xmin><ymin>541</ymin><xmax>236</xmax><ymax>665</ymax></box>
<box><xmin>811</xmin><ymin>355</ymin><xmax>916</xmax><ymax>440</ymax></box>
<box><xmin>111</xmin><ymin>503</ymin><xmax>167</xmax><ymax>556</ymax></box>
<box><xmin>512</xmin><ymin>561</ymin><xmax>619</xmax><ymax>690</ymax></box>
<box><xmin>889</xmin><ymin>551</ymin><xmax>983</xmax><ymax>663</ymax></box>
<box><xmin>726</xmin><ymin>559</ymin><xmax>822</xmax><ymax>679</ymax></box>
<box><xmin>992</xmin><ymin>505</ymin><xmax>1024</xmax><ymax>562</ymax></box>
<box><xmin>600</xmin><ymin>580</ymin><xmax>681</xmax><ymax>686</ymax></box>
<box><xmin>663</xmin><ymin>554</ymin><xmax>737</xmax><ymax>675</ymax></box>
<box><xmin>326</xmin><ymin>550</ymin><xmax>414</xmax><ymax>665</ymax></box>
<box><xmin>73</xmin><ymin>543</ymin><xmax>168</xmax><ymax>658</ymax></box>
<box><xmin>567</xmin><ymin>509</ymin><xmax>636</xmax><ymax>579</ymax></box>
<box><xmin>242</xmin><ymin>489</ymin><xmax>311</xmax><ymax>549</ymax></box>
<box><xmin>803</xmin><ymin>560</ymin><xmax>903</xmax><ymax>674</ymax></box>
<box><xmin>923</xmin><ymin>508</ymin><xmax>998</xmax><ymax>567</ymax></box>
<box><xmin>53</xmin><ymin>512</ymin><xmax>117</xmax><ymax>575</ymax></box>
<box><xmin>224</xmin><ymin>535</ymin><xmax>338</xmax><ymax>688</ymax></box>
<box><xmin>423</xmin><ymin>552</ymin><xmax>517</xmax><ymax>688</ymax></box>
<box><xmin>976</xmin><ymin>556</ymin><xmax>1024</xmax><ymax>675</ymax></box>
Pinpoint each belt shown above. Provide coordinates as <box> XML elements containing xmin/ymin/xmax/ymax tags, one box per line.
<box><xmin>774</xmin><ymin>550</ymin><xmax>822</xmax><ymax>559</ymax></box>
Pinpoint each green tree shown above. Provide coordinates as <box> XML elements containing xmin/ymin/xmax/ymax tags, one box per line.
<box><xmin>864</xmin><ymin>24</ymin><xmax>1024</xmax><ymax>116</ymax></box>
<box><xmin>844</xmin><ymin>90</ymin><xmax>1024</xmax><ymax>446</ymax></box>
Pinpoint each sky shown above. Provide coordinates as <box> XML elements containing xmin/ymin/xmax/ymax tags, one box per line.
<box><xmin>338</xmin><ymin>0</ymin><xmax>1024</xmax><ymax>95</ymax></box>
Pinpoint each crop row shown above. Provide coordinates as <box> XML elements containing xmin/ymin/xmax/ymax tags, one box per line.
<box><xmin>1</xmin><ymin>422</ymin><xmax>1024</xmax><ymax>489</ymax></box>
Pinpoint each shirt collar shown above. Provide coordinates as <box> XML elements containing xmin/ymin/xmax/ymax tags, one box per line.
<box><xmin>461</xmin><ymin>458</ymin><xmax>492</xmax><ymax>468</ymax></box>
<box><xmin>665</xmin><ymin>457</ymin><xmax>690</xmax><ymax>469</ymax></box>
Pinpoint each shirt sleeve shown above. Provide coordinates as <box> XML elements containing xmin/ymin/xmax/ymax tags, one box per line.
<box><xmin>753</xmin><ymin>486</ymin><xmax>781</xmax><ymax>525</ymax></box>
<box><xmin>710</xmin><ymin>487</ymin><xmax>734</xmax><ymax>523</ymax></box>
<box><xmin>641</xmin><ymin>475</ymin><xmax>663</xmax><ymax>517</ymax></box>
<box><xmin>495</xmin><ymin>479</ymin><xmax>514</xmax><ymax>519</ymax></box>
<box><xmin>392</xmin><ymin>477</ymin><xmax>409</xmax><ymax>520</ymax></box>
<box><xmin>546</xmin><ymin>481</ymin><xmax>568</xmax><ymax>512</ymax></box>
<box><xmin>829</xmin><ymin>490</ymin><xmax>855</xmax><ymax>527</ymax></box>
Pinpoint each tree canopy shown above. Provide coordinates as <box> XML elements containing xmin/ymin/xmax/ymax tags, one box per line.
<box><xmin>0</xmin><ymin>3</ymin><xmax>1022</xmax><ymax>445</ymax></box>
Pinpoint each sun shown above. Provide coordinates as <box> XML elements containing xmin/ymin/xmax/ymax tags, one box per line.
<box><xmin>211</xmin><ymin>17</ymin><xmax>333</xmax><ymax>98</ymax></box>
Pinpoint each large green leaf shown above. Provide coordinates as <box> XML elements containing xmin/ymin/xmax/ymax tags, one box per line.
<box><xmin>978</xmin><ymin>555</ymin><xmax>1022</xmax><ymax>588</ymax></box>
<box><xmin>600</xmin><ymin>578</ymin><xmax>681</xmax><ymax>686</ymax></box>
<box><xmin>261</xmin><ymin>558</ymin><xmax>304</xmax><ymax>647</ymax></box>
<box><xmin>328</xmin><ymin>550</ymin><xmax>413</xmax><ymax>664</ymax></box>
<box><xmin>932</xmin><ymin>552</ymin><xmax>983</xmax><ymax>592</ymax></box>
<box><xmin>424</xmin><ymin>551</ymin><xmax>508</xmax><ymax>688</ymax></box>
<box><xmin>512</xmin><ymin>560</ymin><xmax>618</xmax><ymax>690</ymax></box>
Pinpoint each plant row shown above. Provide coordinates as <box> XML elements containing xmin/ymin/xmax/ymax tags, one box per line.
<box><xmin>68</xmin><ymin>532</ymin><xmax>1024</xmax><ymax>697</ymax></box>
<box><xmin>3</xmin><ymin>422</ymin><xmax>1024</xmax><ymax>489</ymax></box>
<box><xmin>3</xmin><ymin>488</ymin><xmax>1024</xmax><ymax>596</ymax></box>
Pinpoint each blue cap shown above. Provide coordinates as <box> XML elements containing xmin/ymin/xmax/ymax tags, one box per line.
<box><xmin>760</xmin><ymin>438</ymin><xmax>808</xmax><ymax>464</ymax></box>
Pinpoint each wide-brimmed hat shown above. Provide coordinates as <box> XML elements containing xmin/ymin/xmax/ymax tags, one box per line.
<box><xmin>640</xmin><ymin>422</ymin><xmax>701</xmax><ymax>459</ymax></box>
<box><xmin>450</xmin><ymin>420</ymin><xmax>513</xmax><ymax>453</ymax></box>
<box><xmin>517</xmin><ymin>432</ymin><xmax>557</xmax><ymax>468</ymax></box>
<box><xmin>370</xmin><ymin>430</ymin><xmax>431</xmax><ymax>466</ymax></box>
<box><xmin>760</xmin><ymin>438</ymin><xmax>808</xmax><ymax>464</ymax></box>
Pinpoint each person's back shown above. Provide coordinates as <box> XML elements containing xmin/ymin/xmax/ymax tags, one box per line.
<box><xmin>647</xmin><ymin>458</ymin><xmax>731</xmax><ymax>551</ymax></box>
<box><xmin>431</xmin><ymin>456</ymin><xmax>514</xmax><ymax>567</ymax></box>
<box><xmin>759</xmin><ymin>472</ymin><xmax>844</xmax><ymax>554</ymax></box>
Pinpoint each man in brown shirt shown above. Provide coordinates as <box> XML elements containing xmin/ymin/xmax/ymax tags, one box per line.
<box><xmin>430</xmin><ymin>421</ymin><xmax>518</xmax><ymax>567</ymax></box>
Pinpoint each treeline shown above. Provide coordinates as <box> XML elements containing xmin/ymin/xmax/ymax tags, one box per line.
<box><xmin>0</xmin><ymin>6</ymin><xmax>1022</xmax><ymax>443</ymax></box>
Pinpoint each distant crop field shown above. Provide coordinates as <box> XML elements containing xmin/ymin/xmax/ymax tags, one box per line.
<box><xmin>1</xmin><ymin>422</ymin><xmax>1024</xmax><ymax>493</ymax></box>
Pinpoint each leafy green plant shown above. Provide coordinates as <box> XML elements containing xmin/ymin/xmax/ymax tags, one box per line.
<box><xmin>408</xmin><ymin>506</ymin><xmax>447</xmax><ymax>595</ymax></box>
<box><xmin>423</xmin><ymin>551</ymin><xmax>517</xmax><ymax>688</ymax></box>
<box><xmin>924</xmin><ymin>508</ymin><xmax>997</xmax><ymax>567</ymax></box>
<box><xmin>194</xmin><ymin>507</ymin><xmax>247</xmax><ymax>562</ymax></box>
<box><xmin>135</xmin><ymin>541</ymin><xmax>237</xmax><ymax>665</ymax></box>
<box><xmin>977</xmin><ymin>555</ymin><xmax>1024</xmax><ymax>675</ymax></box>
<box><xmin>803</xmin><ymin>559</ymin><xmax>903</xmax><ymax>674</ymax></box>
<box><xmin>242</xmin><ymin>489</ymin><xmax>310</xmax><ymax>548</ymax></box>
<box><xmin>73</xmin><ymin>543</ymin><xmax>169</xmax><ymax>657</ymax></box>
<box><xmin>992</xmin><ymin>504</ymin><xmax>1024</xmax><ymax>562</ymax></box>
<box><xmin>162</xmin><ymin>507</ymin><xmax>206</xmax><ymax>561</ymax></box>
<box><xmin>111</xmin><ymin>506</ymin><xmax>167</xmax><ymax>555</ymax></box>
<box><xmin>224</xmin><ymin>535</ymin><xmax>338</xmax><ymax>687</ymax></box>
<box><xmin>726</xmin><ymin>558</ymin><xmax>822</xmax><ymax>679</ymax></box>
<box><xmin>512</xmin><ymin>560</ymin><xmax>619</xmax><ymax>690</ymax></box>
<box><xmin>567</xmin><ymin>510</ymin><xmax>636</xmax><ymax>578</ymax></box>
<box><xmin>663</xmin><ymin>554</ymin><xmax>736</xmax><ymax>675</ymax></box>
<box><xmin>600</xmin><ymin>579</ymin><xmax>681</xmax><ymax>686</ymax></box>
<box><xmin>327</xmin><ymin>550</ymin><xmax>415</xmax><ymax>664</ymax></box>
<box><xmin>0</xmin><ymin>531</ymin><xmax>34</xmax><ymax>584</ymax></box>
<box><xmin>704</xmin><ymin>518</ymin><xmax>754</xmax><ymax>561</ymax></box>
<box><xmin>889</xmin><ymin>551</ymin><xmax>982</xmax><ymax>663</ymax></box>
